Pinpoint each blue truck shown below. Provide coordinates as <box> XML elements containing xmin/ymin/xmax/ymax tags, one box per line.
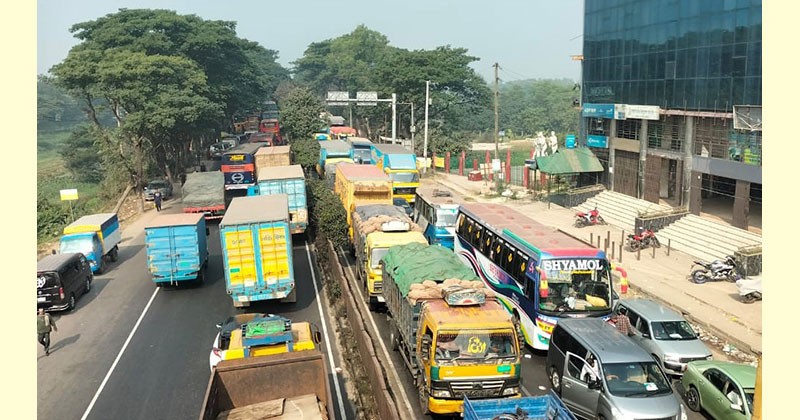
<box><xmin>220</xmin><ymin>194</ymin><xmax>295</xmax><ymax>307</ymax></box>
<box><xmin>462</xmin><ymin>391</ymin><xmax>577</xmax><ymax>420</ymax></box>
<box><xmin>246</xmin><ymin>164</ymin><xmax>308</xmax><ymax>235</ymax></box>
<box><xmin>316</xmin><ymin>140</ymin><xmax>354</xmax><ymax>185</ymax></box>
<box><xmin>144</xmin><ymin>213</ymin><xmax>209</xmax><ymax>286</ymax></box>
<box><xmin>370</xmin><ymin>143</ymin><xmax>420</xmax><ymax>203</ymax></box>
<box><xmin>60</xmin><ymin>213</ymin><xmax>122</xmax><ymax>274</ymax></box>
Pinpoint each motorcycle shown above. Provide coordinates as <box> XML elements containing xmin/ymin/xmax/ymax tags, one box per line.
<box><xmin>626</xmin><ymin>227</ymin><xmax>661</xmax><ymax>251</ymax></box>
<box><xmin>690</xmin><ymin>255</ymin><xmax>742</xmax><ymax>284</ymax></box>
<box><xmin>736</xmin><ymin>277</ymin><xmax>762</xmax><ymax>303</ymax></box>
<box><xmin>575</xmin><ymin>206</ymin><xmax>607</xmax><ymax>228</ymax></box>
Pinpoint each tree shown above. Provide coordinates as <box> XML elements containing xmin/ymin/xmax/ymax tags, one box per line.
<box><xmin>61</xmin><ymin>125</ymin><xmax>104</xmax><ymax>183</ymax></box>
<box><xmin>279</xmin><ymin>86</ymin><xmax>325</xmax><ymax>172</ymax></box>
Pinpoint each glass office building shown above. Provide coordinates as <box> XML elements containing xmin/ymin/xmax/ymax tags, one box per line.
<box><xmin>581</xmin><ymin>0</ymin><xmax>761</xmax><ymax>230</ymax></box>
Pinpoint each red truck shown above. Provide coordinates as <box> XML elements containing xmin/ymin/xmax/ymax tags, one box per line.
<box><xmin>259</xmin><ymin>118</ymin><xmax>284</xmax><ymax>145</ymax></box>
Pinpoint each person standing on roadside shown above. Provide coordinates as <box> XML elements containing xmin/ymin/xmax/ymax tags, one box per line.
<box><xmin>37</xmin><ymin>308</ymin><xmax>57</xmax><ymax>356</ymax></box>
<box><xmin>154</xmin><ymin>190</ymin><xmax>163</xmax><ymax>212</ymax></box>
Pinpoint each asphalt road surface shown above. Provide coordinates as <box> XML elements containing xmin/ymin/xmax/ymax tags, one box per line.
<box><xmin>38</xmin><ymin>196</ymin><xmax>354</xmax><ymax>420</ymax></box>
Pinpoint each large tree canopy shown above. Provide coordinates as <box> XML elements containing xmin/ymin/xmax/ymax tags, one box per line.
<box><xmin>50</xmin><ymin>8</ymin><xmax>290</xmax><ymax>206</ymax></box>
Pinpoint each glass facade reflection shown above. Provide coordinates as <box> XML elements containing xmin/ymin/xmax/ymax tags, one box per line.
<box><xmin>582</xmin><ymin>0</ymin><xmax>761</xmax><ymax>111</ymax></box>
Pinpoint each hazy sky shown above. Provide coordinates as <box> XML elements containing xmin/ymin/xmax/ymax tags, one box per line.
<box><xmin>37</xmin><ymin>0</ymin><xmax>584</xmax><ymax>84</ymax></box>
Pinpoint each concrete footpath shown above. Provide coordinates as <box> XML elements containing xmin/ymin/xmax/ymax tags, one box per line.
<box><xmin>427</xmin><ymin>172</ymin><xmax>761</xmax><ymax>360</ymax></box>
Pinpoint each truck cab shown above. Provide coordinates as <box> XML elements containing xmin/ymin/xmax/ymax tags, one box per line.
<box><xmin>371</xmin><ymin>144</ymin><xmax>420</xmax><ymax>203</ymax></box>
<box><xmin>417</xmin><ymin>296</ymin><xmax>522</xmax><ymax>414</ymax></box>
<box><xmin>361</xmin><ymin>230</ymin><xmax>427</xmax><ymax>310</ymax></box>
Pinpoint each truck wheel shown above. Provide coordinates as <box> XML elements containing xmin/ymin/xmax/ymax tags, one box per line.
<box><xmin>110</xmin><ymin>247</ymin><xmax>119</xmax><ymax>262</ymax></box>
<box><xmin>96</xmin><ymin>259</ymin><xmax>106</xmax><ymax>275</ymax></box>
<box><xmin>195</xmin><ymin>268</ymin><xmax>205</xmax><ymax>286</ymax></box>
<box><xmin>390</xmin><ymin>327</ymin><xmax>400</xmax><ymax>351</ymax></box>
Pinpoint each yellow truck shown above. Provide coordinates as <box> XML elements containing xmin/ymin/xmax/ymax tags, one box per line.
<box><xmin>333</xmin><ymin>163</ymin><xmax>393</xmax><ymax>240</ymax></box>
<box><xmin>382</xmin><ymin>242</ymin><xmax>523</xmax><ymax>415</ymax></box>
<box><xmin>351</xmin><ymin>204</ymin><xmax>427</xmax><ymax>311</ymax></box>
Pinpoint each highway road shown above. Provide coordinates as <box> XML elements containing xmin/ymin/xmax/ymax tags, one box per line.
<box><xmin>37</xmin><ymin>193</ymin><xmax>354</xmax><ymax>420</ymax></box>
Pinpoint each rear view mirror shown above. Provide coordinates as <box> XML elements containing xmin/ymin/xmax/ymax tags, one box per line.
<box><xmin>215</xmin><ymin>323</ymin><xmax>223</xmax><ymax>330</ymax></box>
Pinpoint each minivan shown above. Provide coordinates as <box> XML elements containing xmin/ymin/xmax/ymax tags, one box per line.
<box><xmin>546</xmin><ymin>318</ymin><xmax>687</xmax><ymax>420</ymax></box>
<box><xmin>37</xmin><ymin>253</ymin><xmax>93</xmax><ymax>312</ymax></box>
<box><xmin>614</xmin><ymin>299</ymin><xmax>712</xmax><ymax>377</ymax></box>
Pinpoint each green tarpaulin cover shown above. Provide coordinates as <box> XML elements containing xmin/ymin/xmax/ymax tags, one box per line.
<box><xmin>245</xmin><ymin>320</ymin><xmax>284</xmax><ymax>337</ymax></box>
<box><xmin>382</xmin><ymin>242</ymin><xmax>479</xmax><ymax>297</ymax></box>
<box><xmin>535</xmin><ymin>147</ymin><xmax>604</xmax><ymax>174</ymax></box>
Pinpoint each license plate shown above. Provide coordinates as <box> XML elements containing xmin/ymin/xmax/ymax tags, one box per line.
<box><xmin>37</xmin><ymin>297</ymin><xmax>46</xmax><ymax>302</ymax></box>
<box><xmin>237</xmin><ymin>295</ymin><xmax>249</xmax><ymax>303</ymax></box>
<box><xmin>377</xmin><ymin>296</ymin><xmax>385</xmax><ymax>303</ymax></box>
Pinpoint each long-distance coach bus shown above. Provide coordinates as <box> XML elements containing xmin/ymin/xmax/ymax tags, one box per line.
<box><xmin>454</xmin><ymin>203</ymin><xmax>627</xmax><ymax>350</ymax></box>
<box><xmin>221</xmin><ymin>143</ymin><xmax>266</xmax><ymax>191</ymax></box>
<box><xmin>413</xmin><ymin>186</ymin><xmax>460</xmax><ymax>250</ymax></box>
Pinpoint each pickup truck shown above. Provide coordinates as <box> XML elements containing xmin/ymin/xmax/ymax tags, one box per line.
<box><xmin>200</xmin><ymin>350</ymin><xmax>332</xmax><ymax>420</ymax></box>
<box><xmin>144</xmin><ymin>213</ymin><xmax>209</xmax><ymax>286</ymax></box>
<box><xmin>59</xmin><ymin>213</ymin><xmax>121</xmax><ymax>274</ymax></box>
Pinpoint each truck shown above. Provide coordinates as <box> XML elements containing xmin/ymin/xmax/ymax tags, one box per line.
<box><xmin>381</xmin><ymin>242</ymin><xmax>523</xmax><ymax>415</ymax></box>
<box><xmin>144</xmin><ymin>213</ymin><xmax>209</xmax><ymax>286</ymax></box>
<box><xmin>219</xmin><ymin>194</ymin><xmax>295</xmax><ymax>307</ymax></box>
<box><xmin>254</xmin><ymin>145</ymin><xmax>291</xmax><ymax>177</ymax></box>
<box><xmin>351</xmin><ymin>204</ymin><xmax>428</xmax><ymax>310</ymax></box>
<box><xmin>249</xmin><ymin>164</ymin><xmax>308</xmax><ymax>235</ymax></box>
<box><xmin>182</xmin><ymin>171</ymin><xmax>226</xmax><ymax>221</ymax></box>
<box><xmin>316</xmin><ymin>140</ymin><xmax>354</xmax><ymax>185</ymax></box>
<box><xmin>371</xmin><ymin>144</ymin><xmax>420</xmax><ymax>203</ymax></box>
<box><xmin>333</xmin><ymin>163</ymin><xmax>393</xmax><ymax>241</ymax></box>
<box><xmin>200</xmin><ymin>350</ymin><xmax>333</xmax><ymax>420</ymax></box>
<box><xmin>59</xmin><ymin>213</ymin><xmax>122</xmax><ymax>274</ymax></box>
<box><xmin>346</xmin><ymin>136</ymin><xmax>373</xmax><ymax>164</ymax></box>
<box><xmin>462</xmin><ymin>391</ymin><xmax>577</xmax><ymax>420</ymax></box>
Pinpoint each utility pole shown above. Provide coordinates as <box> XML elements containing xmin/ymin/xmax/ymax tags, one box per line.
<box><xmin>391</xmin><ymin>93</ymin><xmax>397</xmax><ymax>143</ymax></box>
<box><xmin>410</xmin><ymin>102</ymin><xmax>415</xmax><ymax>151</ymax></box>
<box><xmin>423</xmin><ymin>80</ymin><xmax>430</xmax><ymax>174</ymax></box>
<box><xmin>494</xmin><ymin>62</ymin><xmax>500</xmax><ymax>160</ymax></box>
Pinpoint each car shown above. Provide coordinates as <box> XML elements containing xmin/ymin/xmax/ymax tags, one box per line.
<box><xmin>209</xmin><ymin>313</ymin><xmax>321</xmax><ymax>371</ymax></box>
<box><xmin>613</xmin><ymin>298</ymin><xmax>712</xmax><ymax>377</ymax></box>
<box><xmin>143</xmin><ymin>179</ymin><xmax>173</xmax><ymax>201</ymax></box>
<box><xmin>681</xmin><ymin>360</ymin><xmax>756</xmax><ymax>419</ymax></box>
<box><xmin>37</xmin><ymin>253</ymin><xmax>93</xmax><ymax>312</ymax></box>
<box><xmin>393</xmin><ymin>197</ymin><xmax>413</xmax><ymax>217</ymax></box>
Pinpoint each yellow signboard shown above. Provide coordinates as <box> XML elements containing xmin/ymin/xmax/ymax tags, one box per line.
<box><xmin>60</xmin><ymin>189</ymin><xmax>79</xmax><ymax>201</ymax></box>
<box><xmin>434</xmin><ymin>156</ymin><xmax>445</xmax><ymax>168</ymax></box>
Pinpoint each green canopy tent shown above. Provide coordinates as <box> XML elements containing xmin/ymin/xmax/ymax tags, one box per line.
<box><xmin>532</xmin><ymin>147</ymin><xmax>605</xmax><ymax>199</ymax></box>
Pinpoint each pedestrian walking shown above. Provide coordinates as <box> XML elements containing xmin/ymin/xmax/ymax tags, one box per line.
<box><xmin>154</xmin><ymin>190</ymin><xmax>163</xmax><ymax>212</ymax></box>
<box><xmin>37</xmin><ymin>308</ymin><xmax>58</xmax><ymax>356</ymax></box>
<box><xmin>611</xmin><ymin>307</ymin><xmax>636</xmax><ymax>337</ymax></box>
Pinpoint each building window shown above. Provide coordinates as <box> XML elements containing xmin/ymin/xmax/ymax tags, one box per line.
<box><xmin>616</xmin><ymin>119</ymin><xmax>641</xmax><ymax>140</ymax></box>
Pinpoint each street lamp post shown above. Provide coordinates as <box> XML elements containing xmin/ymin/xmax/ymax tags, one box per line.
<box><xmin>423</xmin><ymin>80</ymin><xmax>430</xmax><ymax>174</ymax></box>
<box><xmin>398</xmin><ymin>101</ymin><xmax>415</xmax><ymax>150</ymax></box>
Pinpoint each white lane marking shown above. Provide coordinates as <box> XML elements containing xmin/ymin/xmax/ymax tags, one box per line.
<box><xmin>305</xmin><ymin>242</ymin><xmax>346</xmax><ymax>420</ymax></box>
<box><xmin>337</xmin><ymin>246</ymin><xmax>414</xmax><ymax>416</ymax></box>
<box><xmin>80</xmin><ymin>287</ymin><xmax>160</xmax><ymax>420</ymax></box>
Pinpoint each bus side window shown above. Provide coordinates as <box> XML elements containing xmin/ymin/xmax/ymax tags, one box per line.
<box><xmin>482</xmin><ymin>231</ymin><xmax>494</xmax><ymax>255</ymax></box>
<box><xmin>473</xmin><ymin>225</ymin><xmax>484</xmax><ymax>248</ymax></box>
<box><xmin>502</xmin><ymin>244</ymin><xmax>517</xmax><ymax>274</ymax></box>
<box><xmin>492</xmin><ymin>238</ymin><xmax>505</xmax><ymax>265</ymax></box>
<box><xmin>514</xmin><ymin>252</ymin><xmax>528</xmax><ymax>284</ymax></box>
<box><xmin>456</xmin><ymin>214</ymin><xmax>466</xmax><ymax>236</ymax></box>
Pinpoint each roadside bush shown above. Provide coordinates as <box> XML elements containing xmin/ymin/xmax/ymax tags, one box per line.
<box><xmin>306</xmin><ymin>176</ymin><xmax>349</xmax><ymax>249</ymax></box>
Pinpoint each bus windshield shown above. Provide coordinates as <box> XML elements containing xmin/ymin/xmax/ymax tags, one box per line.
<box><xmin>389</xmin><ymin>172</ymin><xmax>419</xmax><ymax>183</ymax></box>
<box><xmin>538</xmin><ymin>258</ymin><xmax>612</xmax><ymax>313</ymax></box>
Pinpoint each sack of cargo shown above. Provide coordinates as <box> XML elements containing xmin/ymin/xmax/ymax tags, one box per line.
<box><xmin>422</xmin><ymin>280</ymin><xmax>437</xmax><ymax>288</ymax></box>
<box><xmin>442</xmin><ymin>278</ymin><xmax>461</xmax><ymax>287</ymax></box>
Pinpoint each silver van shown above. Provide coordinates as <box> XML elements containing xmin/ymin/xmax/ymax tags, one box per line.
<box><xmin>547</xmin><ymin>318</ymin><xmax>687</xmax><ymax>420</ymax></box>
<box><xmin>614</xmin><ymin>299</ymin><xmax>712</xmax><ymax>377</ymax></box>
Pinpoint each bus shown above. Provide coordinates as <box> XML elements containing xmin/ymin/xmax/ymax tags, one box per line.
<box><xmin>454</xmin><ymin>203</ymin><xmax>628</xmax><ymax>350</ymax></box>
<box><xmin>413</xmin><ymin>186</ymin><xmax>460</xmax><ymax>250</ymax></box>
<box><xmin>221</xmin><ymin>143</ymin><xmax>267</xmax><ymax>191</ymax></box>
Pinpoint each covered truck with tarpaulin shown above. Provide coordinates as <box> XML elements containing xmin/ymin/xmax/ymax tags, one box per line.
<box><xmin>182</xmin><ymin>171</ymin><xmax>226</xmax><ymax>221</ymax></box>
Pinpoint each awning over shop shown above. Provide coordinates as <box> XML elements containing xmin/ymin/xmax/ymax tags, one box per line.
<box><xmin>535</xmin><ymin>147</ymin><xmax>604</xmax><ymax>174</ymax></box>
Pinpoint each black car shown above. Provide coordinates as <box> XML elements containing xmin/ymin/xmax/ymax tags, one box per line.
<box><xmin>37</xmin><ymin>253</ymin><xmax>93</xmax><ymax>312</ymax></box>
<box><xmin>393</xmin><ymin>197</ymin><xmax>413</xmax><ymax>217</ymax></box>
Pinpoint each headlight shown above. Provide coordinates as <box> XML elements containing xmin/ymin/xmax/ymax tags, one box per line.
<box><xmin>502</xmin><ymin>387</ymin><xmax>519</xmax><ymax>396</ymax></box>
<box><xmin>610</xmin><ymin>406</ymin><xmax>635</xmax><ymax>420</ymax></box>
<box><xmin>431</xmin><ymin>389</ymin><xmax>451</xmax><ymax>398</ymax></box>
<box><xmin>679</xmin><ymin>403</ymin><xmax>688</xmax><ymax>420</ymax></box>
